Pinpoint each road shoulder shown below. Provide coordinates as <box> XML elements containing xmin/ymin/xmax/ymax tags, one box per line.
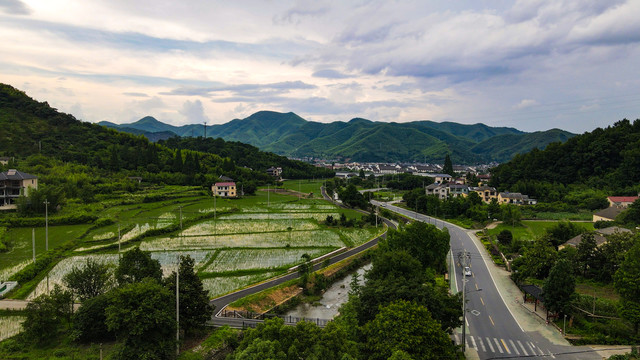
<box><xmin>465</xmin><ymin>229</ymin><xmax>570</xmax><ymax>346</ymax></box>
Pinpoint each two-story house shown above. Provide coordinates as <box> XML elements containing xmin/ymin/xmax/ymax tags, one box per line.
<box><xmin>1</xmin><ymin>169</ymin><xmax>38</xmax><ymax>209</ymax></box>
<box><xmin>498</xmin><ymin>192</ymin><xmax>537</xmax><ymax>205</ymax></box>
<box><xmin>469</xmin><ymin>186</ymin><xmax>498</xmax><ymax>203</ymax></box>
<box><xmin>425</xmin><ymin>183</ymin><xmax>469</xmax><ymax>199</ymax></box>
<box><xmin>212</xmin><ymin>182</ymin><xmax>237</xmax><ymax>198</ymax></box>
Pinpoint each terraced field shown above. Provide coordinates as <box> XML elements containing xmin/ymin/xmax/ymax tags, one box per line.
<box><xmin>1</xmin><ymin>186</ymin><xmax>384</xmax><ymax>300</ymax></box>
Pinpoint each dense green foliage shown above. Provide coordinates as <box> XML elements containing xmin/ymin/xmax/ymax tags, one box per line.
<box><xmin>63</xmin><ymin>257</ymin><xmax>113</xmax><ymax>301</ymax></box>
<box><xmin>114</xmin><ymin>247</ymin><xmax>162</xmax><ymax>285</ymax></box>
<box><xmin>614</xmin><ymin>240</ymin><xmax>640</xmax><ymax>334</ymax></box>
<box><xmin>491</xmin><ymin>119</ymin><xmax>640</xmax><ymax>194</ymax></box>
<box><xmin>13</xmin><ymin>252</ymin><xmax>212</xmax><ymax>359</ymax></box>
<box><xmin>106</xmin><ymin>110</ymin><xmax>574</xmax><ymax>163</ymax></box>
<box><xmin>543</xmin><ymin>259</ymin><xmax>575</xmax><ymax>316</ymax></box>
<box><xmin>164</xmin><ymin>256</ymin><xmax>215</xmax><ymax>336</ymax></box>
<box><xmin>159</xmin><ymin>136</ymin><xmax>334</xmax><ymax>180</ymax></box>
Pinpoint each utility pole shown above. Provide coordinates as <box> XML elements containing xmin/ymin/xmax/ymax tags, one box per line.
<box><xmin>32</xmin><ymin>228</ymin><xmax>36</xmax><ymax>263</ymax></box>
<box><xmin>44</xmin><ymin>199</ymin><xmax>49</xmax><ymax>251</ymax></box>
<box><xmin>214</xmin><ymin>194</ymin><xmax>217</xmax><ymax>235</ymax></box>
<box><xmin>176</xmin><ymin>255</ymin><xmax>180</xmax><ymax>357</ymax></box>
<box><xmin>118</xmin><ymin>223</ymin><xmax>121</xmax><ymax>257</ymax></box>
<box><xmin>203</xmin><ymin>122</ymin><xmax>207</xmax><ymax>139</ymax></box>
<box><xmin>179</xmin><ymin>206</ymin><xmax>183</xmax><ymax>230</ymax></box>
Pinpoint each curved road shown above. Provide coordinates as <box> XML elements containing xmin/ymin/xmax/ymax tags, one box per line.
<box><xmin>373</xmin><ymin>201</ymin><xmax>600</xmax><ymax>360</ymax></box>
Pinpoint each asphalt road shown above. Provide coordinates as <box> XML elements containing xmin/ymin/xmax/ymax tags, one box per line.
<box><xmin>374</xmin><ymin>201</ymin><xmax>601</xmax><ymax>360</ymax></box>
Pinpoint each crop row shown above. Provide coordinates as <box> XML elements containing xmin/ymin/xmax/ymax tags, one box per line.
<box><xmin>204</xmin><ymin>248</ymin><xmax>330</xmax><ymax>272</ymax></box>
<box><xmin>179</xmin><ymin>219</ymin><xmax>320</xmax><ymax>236</ymax></box>
<box><xmin>0</xmin><ymin>316</ymin><xmax>25</xmax><ymax>341</ymax></box>
<box><xmin>141</xmin><ymin>229</ymin><xmax>344</xmax><ymax>251</ymax></box>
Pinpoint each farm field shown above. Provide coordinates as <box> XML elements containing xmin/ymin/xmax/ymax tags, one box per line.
<box><xmin>0</xmin><ymin>315</ymin><xmax>25</xmax><ymax>342</ymax></box>
<box><xmin>1</xmin><ymin>185</ymin><xmax>384</xmax><ymax>299</ymax></box>
<box><xmin>280</xmin><ymin>179</ymin><xmax>325</xmax><ymax>197</ymax></box>
<box><xmin>486</xmin><ymin>220</ymin><xmax>595</xmax><ymax>241</ymax></box>
<box><xmin>1</xmin><ymin>224</ymin><xmax>92</xmax><ymax>274</ymax></box>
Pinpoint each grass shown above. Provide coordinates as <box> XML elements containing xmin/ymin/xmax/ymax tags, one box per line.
<box><xmin>0</xmin><ymin>224</ymin><xmax>92</xmax><ymax>274</ymax></box>
<box><xmin>524</xmin><ymin>211</ymin><xmax>593</xmax><ymax>221</ymax></box>
<box><xmin>486</xmin><ymin>220</ymin><xmax>595</xmax><ymax>241</ymax></box>
<box><xmin>201</xmin><ymin>271</ymin><xmax>281</xmax><ymax>298</ymax></box>
<box><xmin>280</xmin><ymin>179</ymin><xmax>325</xmax><ymax>197</ymax></box>
<box><xmin>575</xmin><ymin>280</ymin><xmax>620</xmax><ymax>302</ymax></box>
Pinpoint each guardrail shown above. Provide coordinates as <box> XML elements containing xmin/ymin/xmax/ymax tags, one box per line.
<box><xmin>220</xmin><ymin>309</ymin><xmax>331</xmax><ymax>328</ymax></box>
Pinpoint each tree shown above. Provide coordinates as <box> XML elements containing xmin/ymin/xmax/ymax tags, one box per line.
<box><xmin>164</xmin><ymin>255</ymin><xmax>214</xmax><ymax>335</ymax></box>
<box><xmin>543</xmin><ymin>259</ymin><xmax>575</xmax><ymax>316</ymax></box>
<box><xmin>171</xmin><ymin>148</ymin><xmax>183</xmax><ymax>172</ymax></box>
<box><xmin>115</xmin><ymin>247</ymin><xmax>162</xmax><ymax>285</ymax></box>
<box><xmin>576</xmin><ymin>232</ymin><xmax>598</xmax><ymax>277</ymax></box>
<box><xmin>614</xmin><ymin>239</ymin><xmax>640</xmax><ymax>334</ymax></box>
<box><xmin>298</xmin><ymin>253</ymin><xmax>312</xmax><ymax>292</ymax></box>
<box><xmin>442</xmin><ymin>154</ymin><xmax>454</xmax><ymax>178</ymax></box>
<box><xmin>105</xmin><ymin>279</ymin><xmax>176</xmax><ymax>360</ymax></box>
<box><xmin>23</xmin><ymin>285</ymin><xmax>74</xmax><ymax>343</ymax></box>
<box><xmin>362</xmin><ymin>300</ymin><xmax>457</xmax><ymax>360</ymax></box>
<box><xmin>520</xmin><ymin>237</ymin><xmax>558</xmax><ymax>279</ymax></box>
<box><xmin>497</xmin><ymin>230</ymin><xmax>513</xmax><ymax>246</ymax></box>
<box><xmin>382</xmin><ymin>222</ymin><xmax>450</xmax><ymax>273</ymax></box>
<box><xmin>63</xmin><ymin>257</ymin><xmax>113</xmax><ymax>301</ymax></box>
<box><xmin>72</xmin><ymin>293</ymin><xmax>115</xmax><ymax>343</ymax></box>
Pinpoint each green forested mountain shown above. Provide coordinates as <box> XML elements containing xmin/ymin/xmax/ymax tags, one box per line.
<box><xmin>491</xmin><ymin>119</ymin><xmax>640</xmax><ymax>194</ymax></box>
<box><xmin>0</xmin><ymin>84</ymin><xmax>332</xmax><ymax>187</ymax></box>
<box><xmin>103</xmin><ymin>111</ymin><xmax>574</xmax><ymax>163</ymax></box>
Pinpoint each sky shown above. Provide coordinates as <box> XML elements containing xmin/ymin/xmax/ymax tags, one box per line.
<box><xmin>1</xmin><ymin>0</ymin><xmax>640</xmax><ymax>133</ymax></box>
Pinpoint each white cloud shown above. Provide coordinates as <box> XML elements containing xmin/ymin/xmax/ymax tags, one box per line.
<box><xmin>513</xmin><ymin>99</ymin><xmax>538</xmax><ymax>109</ymax></box>
<box><xmin>0</xmin><ymin>0</ymin><xmax>637</xmax><ymax>133</ymax></box>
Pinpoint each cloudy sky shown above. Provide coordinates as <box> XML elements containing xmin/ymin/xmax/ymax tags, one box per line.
<box><xmin>2</xmin><ymin>0</ymin><xmax>639</xmax><ymax>133</ymax></box>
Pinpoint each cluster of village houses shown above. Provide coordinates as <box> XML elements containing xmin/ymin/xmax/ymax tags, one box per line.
<box><xmin>2</xmin><ymin>158</ymin><xmax>637</xmax><ymax>227</ymax></box>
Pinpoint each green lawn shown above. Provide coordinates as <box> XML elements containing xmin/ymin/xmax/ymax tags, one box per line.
<box><xmin>486</xmin><ymin>220</ymin><xmax>595</xmax><ymax>241</ymax></box>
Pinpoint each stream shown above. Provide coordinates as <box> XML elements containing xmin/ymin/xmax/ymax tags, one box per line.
<box><xmin>284</xmin><ymin>263</ymin><xmax>372</xmax><ymax>319</ymax></box>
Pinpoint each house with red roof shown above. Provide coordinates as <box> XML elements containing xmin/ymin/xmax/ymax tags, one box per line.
<box><xmin>607</xmin><ymin>195</ymin><xmax>639</xmax><ymax>208</ymax></box>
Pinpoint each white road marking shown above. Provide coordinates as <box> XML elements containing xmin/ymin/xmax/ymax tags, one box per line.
<box><xmin>470</xmin><ymin>335</ymin><xmax>477</xmax><ymax>349</ymax></box>
<box><xmin>486</xmin><ymin>337</ymin><xmax>495</xmax><ymax>352</ymax></box>
<box><xmin>478</xmin><ymin>337</ymin><xmax>486</xmax><ymax>352</ymax></box>
<box><xmin>494</xmin><ymin>338</ymin><xmax>503</xmax><ymax>353</ymax></box>
<box><xmin>518</xmin><ymin>340</ymin><xmax>529</xmax><ymax>356</ymax></box>
<box><xmin>509</xmin><ymin>340</ymin><xmax>519</xmax><ymax>355</ymax></box>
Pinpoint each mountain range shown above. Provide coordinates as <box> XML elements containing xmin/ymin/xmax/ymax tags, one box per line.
<box><xmin>99</xmin><ymin>111</ymin><xmax>575</xmax><ymax>163</ymax></box>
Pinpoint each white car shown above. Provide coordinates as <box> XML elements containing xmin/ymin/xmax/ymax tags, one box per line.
<box><xmin>464</xmin><ymin>266</ymin><xmax>472</xmax><ymax>276</ymax></box>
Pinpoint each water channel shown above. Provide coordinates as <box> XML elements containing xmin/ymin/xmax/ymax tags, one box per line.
<box><xmin>284</xmin><ymin>263</ymin><xmax>372</xmax><ymax>319</ymax></box>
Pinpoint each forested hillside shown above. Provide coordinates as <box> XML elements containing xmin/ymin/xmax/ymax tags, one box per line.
<box><xmin>105</xmin><ymin>111</ymin><xmax>575</xmax><ymax>163</ymax></box>
<box><xmin>0</xmin><ymin>84</ymin><xmax>332</xmax><ymax>192</ymax></box>
<box><xmin>491</xmin><ymin>119</ymin><xmax>640</xmax><ymax>195</ymax></box>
